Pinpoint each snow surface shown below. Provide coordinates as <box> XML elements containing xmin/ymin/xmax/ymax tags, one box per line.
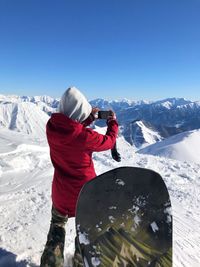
<box><xmin>134</xmin><ymin>120</ymin><xmax>162</xmax><ymax>148</ymax></box>
<box><xmin>138</xmin><ymin>129</ymin><xmax>200</xmax><ymax>164</ymax></box>
<box><xmin>0</xmin><ymin>127</ymin><xmax>200</xmax><ymax>267</ymax></box>
<box><xmin>0</xmin><ymin>101</ymin><xmax>49</xmax><ymax>138</ymax></box>
<box><xmin>150</xmin><ymin>222</ymin><xmax>159</xmax><ymax>233</ymax></box>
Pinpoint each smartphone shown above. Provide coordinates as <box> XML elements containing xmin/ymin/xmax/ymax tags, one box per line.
<box><xmin>98</xmin><ymin>110</ymin><xmax>112</xmax><ymax>119</ymax></box>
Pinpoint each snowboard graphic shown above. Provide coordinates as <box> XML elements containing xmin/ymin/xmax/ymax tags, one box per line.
<box><xmin>75</xmin><ymin>167</ymin><xmax>172</xmax><ymax>267</ymax></box>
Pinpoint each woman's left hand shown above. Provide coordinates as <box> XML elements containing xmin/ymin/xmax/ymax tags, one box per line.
<box><xmin>91</xmin><ymin>107</ymin><xmax>100</xmax><ymax>119</ymax></box>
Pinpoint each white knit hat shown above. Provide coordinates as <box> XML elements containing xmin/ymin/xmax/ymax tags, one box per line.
<box><xmin>58</xmin><ymin>87</ymin><xmax>92</xmax><ymax>122</ymax></box>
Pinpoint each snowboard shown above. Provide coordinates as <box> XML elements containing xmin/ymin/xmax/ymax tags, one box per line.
<box><xmin>75</xmin><ymin>167</ymin><xmax>172</xmax><ymax>267</ymax></box>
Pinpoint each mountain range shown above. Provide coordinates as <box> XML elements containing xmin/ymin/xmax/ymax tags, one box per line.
<box><xmin>1</xmin><ymin>94</ymin><xmax>200</xmax><ymax>162</ymax></box>
<box><xmin>90</xmin><ymin>97</ymin><xmax>200</xmax><ymax>147</ymax></box>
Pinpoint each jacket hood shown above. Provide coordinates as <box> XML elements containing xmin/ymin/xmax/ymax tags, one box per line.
<box><xmin>58</xmin><ymin>87</ymin><xmax>92</xmax><ymax>123</ymax></box>
<box><xmin>47</xmin><ymin>113</ymin><xmax>84</xmax><ymax>146</ymax></box>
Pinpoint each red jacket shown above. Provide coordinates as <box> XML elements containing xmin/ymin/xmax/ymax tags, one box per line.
<box><xmin>46</xmin><ymin>113</ymin><xmax>118</xmax><ymax>217</ymax></box>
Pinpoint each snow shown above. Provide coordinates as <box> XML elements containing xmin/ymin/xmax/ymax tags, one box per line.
<box><xmin>91</xmin><ymin>257</ymin><xmax>100</xmax><ymax>267</ymax></box>
<box><xmin>138</xmin><ymin>129</ymin><xmax>200</xmax><ymax>164</ymax></box>
<box><xmin>134</xmin><ymin>120</ymin><xmax>162</xmax><ymax>148</ymax></box>
<box><xmin>115</xmin><ymin>179</ymin><xmax>125</xmax><ymax>186</ymax></box>
<box><xmin>150</xmin><ymin>222</ymin><xmax>159</xmax><ymax>233</ymax></box>
<box><xmin>0</xmin><ymin>101</ymin><xmax>49</xmax><ymax>139</ymax></box>
<box><xmin>109</xmin><ymin>206</ymin><xmax>117</xmax><ymax>210</ymax></box>
<box><xmin>0</xmin><ymin>118</ymin><xmax>200</xmax><ymax>266</ymax></box>
<box><xmin>78</xmin><ymin>231</ymin><xmax>90</xmax><ymax>245</ymax></box>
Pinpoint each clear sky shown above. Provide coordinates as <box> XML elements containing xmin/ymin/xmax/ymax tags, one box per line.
<box><xmin>0</xmin><ymin>0</ymin><xmax>200</xmax><ymax>100</ymax></box>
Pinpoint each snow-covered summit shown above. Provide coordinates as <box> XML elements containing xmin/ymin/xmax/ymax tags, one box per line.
<box><xmin>0</xmin><ymin>94</ymin><xmax>58</xmax><ymax>104</ymax></box>
<box><xmin>90</xmin><ymin>97</ymin><xmax>195</xmax><ymax>111</ymax></box>
<box><xmin>152</xmin><ymin>97</ymin><xmax>192</xmax><ymax>108</ymax></box>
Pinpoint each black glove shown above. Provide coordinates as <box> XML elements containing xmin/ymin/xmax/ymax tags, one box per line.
<box><xmin>111</xmin><ymin>142</ymin><xmax>121</xmax><ymax>162</ymax></box>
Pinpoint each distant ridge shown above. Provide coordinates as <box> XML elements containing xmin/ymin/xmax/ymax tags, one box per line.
<box><xmin>0</xmin><ymin>101</ymin><xmax>49</xmax><ymax>138</ymax></box>
<box><xmin>1</xmin><ymin>94</ymin><xmax>200</xmax><ymax>154</ymax></box>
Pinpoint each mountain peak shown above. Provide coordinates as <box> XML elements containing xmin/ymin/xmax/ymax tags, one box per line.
<box><xmin>0</xmin><ymin>101</ymin><xmax>49</xmax><ymax>138</ymax></box>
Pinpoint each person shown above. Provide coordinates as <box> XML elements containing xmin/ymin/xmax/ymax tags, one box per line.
<box><xmin>40</xmin><ymin>86</ymin><xmax>118</xmax><ymax>267</ymax></box>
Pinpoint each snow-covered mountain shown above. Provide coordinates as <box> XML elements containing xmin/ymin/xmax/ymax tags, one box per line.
<box><xmin>138</xmin><ymin>129</ymin><xmax>200</xmax><ymax>164</ymax></box>
<box><xmin>0</xmin><ymin>94</ymin><xmax>58</xmax><ymax>116</ymax></box>
<box><xmin>0</xmin><ymin>101</ymin><xmax>49</xmax><ymax>139</ymax></box>
<box><xmin>121</xmin><ymin>120</ymin><xmax>163</xmax><ymax>148</ymax></box>
<box><xmin>91</xmin><ymin>97</ymin><xmax>200</xmax><ymax>147</ymax></box>
<box><xmin>0</xmin><ymin>94</ymin><xmax>59</xmax><ymax>107</ymax></box>
<box><xmin>1</xmin><ymin>95</ymin><xmax>200</xmax><ymax>148</ymax></box>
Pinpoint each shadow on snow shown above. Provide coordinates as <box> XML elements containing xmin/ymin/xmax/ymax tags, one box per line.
<box><xmin>0</xmin><ymin>248</ymin><xmax>38</xmax><ymax>267</ymax></box>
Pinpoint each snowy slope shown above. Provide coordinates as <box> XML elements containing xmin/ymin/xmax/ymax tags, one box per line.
<box><xmin>0</xmin><ymin>101</ymin><xmax>49</xmax><ymax>139</ymax></box>
<box><xmin>134</xmin><ymin>121</ymin><xmax>162</xmax><ymax>145</ymax></box>
<box><xmin>138</xmin><ymin>129</ymin><xmax>200</xmax><ymax>164</ymax></box>
<box><xmin>0</xmin><ymin>128</ymin><xmax>200</xmax><ymax>267</ymax></box>
<box><xmin>125</xmin><ymin>120</ymin><xmax>162</xmax><ymax>148</ymax></box>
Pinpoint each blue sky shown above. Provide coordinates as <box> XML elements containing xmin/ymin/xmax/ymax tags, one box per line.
<box><xmin>0</xmin><ymin>0</ymin><xmax>200</xmax><ymax>100</ymax></box>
